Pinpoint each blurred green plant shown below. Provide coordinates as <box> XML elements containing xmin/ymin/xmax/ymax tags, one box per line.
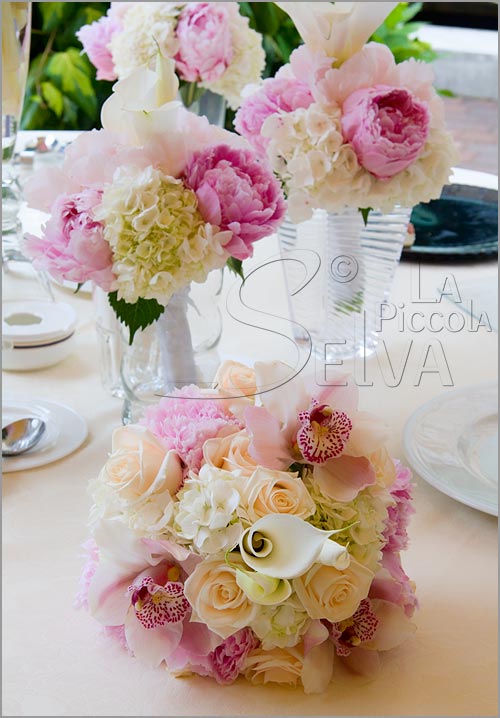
<box><xmin>22</xmin><ymin>2</ymin><xmax>437</xmax><ymax>131</ymax></box>
<box><xmin>370</xmin><ymin>2</ymin><xmax>437</xmax><ymax>63</ymax></box>
<box><xmin>21</xmin><ymin>2</ymin><xmax>111</xmax><ymax>130</ymax></box>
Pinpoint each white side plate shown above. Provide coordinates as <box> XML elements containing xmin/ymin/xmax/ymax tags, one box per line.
<box><xmin>403</xmin><ymin>382</ymin><xmax>498</xmax><ymax>516</ymax></box>
<box><xmin>2</xmin><ymin>396</ymin><xmax>88</xmax><ymax>472</ymax></box>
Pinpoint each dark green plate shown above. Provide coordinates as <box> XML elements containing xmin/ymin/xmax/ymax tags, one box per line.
<box><xmin>403</xmin><ymin>184</ymin><xmax>498</xmax><ymax>260</ymax></box>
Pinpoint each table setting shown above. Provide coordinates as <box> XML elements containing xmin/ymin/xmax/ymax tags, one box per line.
<box><xmin>2</xmin><ymin>2</ymin><xmax>498</xmax><ymax>716</ymax></box>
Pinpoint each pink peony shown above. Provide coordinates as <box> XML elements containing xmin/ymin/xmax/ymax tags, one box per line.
<box><xmin>184</xmin><ymin>144</ymin><xmax>286</xmax><ymax>260</ymax></box>
<box><xmin>77</xmin><ymin>14</ymin><xmax>121</xmax><ymax>81</ymax></box>
<box><xmin>342</xmin><ymin>84</ymin><xmax>430</xmax><ymax>179</ymax></box>
<box><xmin>24</xmin><ymin>189</ymin><xmax>115</xmax><ymax>291</ymax></box>
<box><xmin>209</xmin><ymin>628</ymin><xmax>259</xmax><ymax>684</ymax></box>
<box><xmin>383</xmin><ymin>460</ymin><xmax>415</xmax><ymax>553</ymax></box>
<box><xmin>235</xmin><ymin>76</ymin><xmax>313</xmax><ymax>156</ymax></box>
<box><xmin>140</xmin><ymin>385</ymin><xmax>241</xmax><ymax>472</ymax></box>
<box><xmin>74</xmin><ymin>539</ymin><xmax>99</xmax><ymax>611</ymax></box>
<box><xmin>174</xmin><ymin>2</ymin><xmax>233</xmax><ymax>83</ymax></box>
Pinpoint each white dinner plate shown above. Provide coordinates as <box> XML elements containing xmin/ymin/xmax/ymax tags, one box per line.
<box><xmin>403</xmin><ymin>383</ymin><xmax>498</xmax><ymax>516</ymax></box>
<box><xmin>2</xmin><ymin>396</ymin><xmax>88</xmax><ymax>473</ymax></box>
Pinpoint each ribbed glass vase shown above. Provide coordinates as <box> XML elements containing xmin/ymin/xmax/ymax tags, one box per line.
<box><xmin>278</xmin><ymin>207</ymin><xmax>412</xmax><ymax>360</ymax></box>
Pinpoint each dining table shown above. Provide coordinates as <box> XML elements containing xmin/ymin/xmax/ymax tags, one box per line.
<box><xmin>2</xmin><ymin>132</ymin><xmax>498</xmax><ymax>717</ymax></box>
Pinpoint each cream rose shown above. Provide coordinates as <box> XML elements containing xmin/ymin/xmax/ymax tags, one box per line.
<box><xmin>239</xmin><ymin>467</ymin><xmax>316</xmax><ymax>523</ymax></box>
<box><xmin>99</xmin><ymin>425</ymin><xmax>182</xmax><ymax>500</ymax></box>
<box><xmin>184</xmin><ymin>557</ymin><xmax>258</xmax><ymax>638</ymax></box>
<box><xmin>293</xmin><ymin>559</ymin><xmax>374</xmax><ymax>623</ymax></box>
<box><xmin>244</xmin><ymin>639</ymin><xmax>334</xmax><ymax>693</ymax></box>
<box><xmin>214</xmin><ymin>360</ymin><xmax>256</xmax><ymax>418</ymax></box>
<box><xmin>203</xmin><ymin>430</ymin><xmax>257</xmax><ymax>477</ymax></box>
<box><xmin>244</xmin><ymin>646</ymin><xmax>302</xmax><ymax>687</ymax></box>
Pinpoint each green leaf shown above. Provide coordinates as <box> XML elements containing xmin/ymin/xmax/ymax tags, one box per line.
<box><xmin>21</xmin><ymin>94</ymin><xmax>52</xmax><ymax>130</ymax></box>
<box><xmin>46</xmin><ymin>48</ymin><xmax>97</xmax><ymax>118</ymax></box>
<box><xmin>41</xmin><ymin>81</ymin><xmax>64</xmax><ymax>118</ymax></box>
<box><xmin>108</xmin><ymin>292</ymin><xmax>165</xmax><ymax>345</ymax></box>
<box><xmin>62</xmin><ymin>95</ymin><xmax>79</xmax><ymax>129</ymax></box>
<box><xmin>39</xmin><ymin>2</ymin><xmax>77</xmax><ymax>32</ymax></box>
<box><xmin>437</xmin><ymin>88</ymin><xmax>456</xmax><ymax>98</ymax></box>
<box><xmin>249</xmin><ymin>2</ymin><xmax>280</xmax><ymax>35</ymax></box>
<box><xmin>359</xmin><ymin>208</ymin><xmax>373</xmax><ymax>226</ymax></box>
<box><xmin>400</xmin><ymin>2</ymin><xmax>423</xmax><ymax>24</ymax></box>
<box><xmin>226</xmin><ymin>257</ymin><xmax>244</xmax><ymax>280</ymax></box>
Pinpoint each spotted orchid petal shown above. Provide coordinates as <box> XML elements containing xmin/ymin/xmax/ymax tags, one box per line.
<box><xmin>239</xmin><ymin>514</ymin><xmax>349</xmax><ymax>579</ymax></box>
<box><xmin>297</xmin><ymin>400</ymin><xmax>352</xmax><ymax>463</ymax></box>
<box><xmin>235</xmin><ymin>568</ymin><xmax>292</xmax><ymax>606</ymax></box>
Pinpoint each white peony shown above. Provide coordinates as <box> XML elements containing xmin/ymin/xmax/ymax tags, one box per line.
<box><xmin>110</xmin><ymin>2</ymin><xmax>182</xmax><ymax>80</ymax></box>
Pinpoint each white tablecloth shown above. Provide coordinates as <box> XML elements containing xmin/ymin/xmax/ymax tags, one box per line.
<box><xmin>2</xmin><ymin>135</ymin><xmax>498</xmax><ymax>716</ymax></box>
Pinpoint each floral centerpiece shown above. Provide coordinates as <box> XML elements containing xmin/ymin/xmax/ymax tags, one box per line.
<box><xmin>235</xmin><ymin>1</ymin><xmax>457</xmax><ymax>222</ymax></box>
<box><xmin>77</xmin><ymin>360</ymin><xmax>417</xmax><ymax>693</ymax></box>
<box><xmin>77</xmin><ymin>2</ymin><xmax>265</xmax><ymax>112</ymax></box>
<box><xmin>23</xmin><ymin>55</ymin><xmax>285</xmax><ymax>346</ymax></box>
<box><xmin>235</xmin><ymin>1</ymin><xmax>458</xmax><ymax>361</ymax></box>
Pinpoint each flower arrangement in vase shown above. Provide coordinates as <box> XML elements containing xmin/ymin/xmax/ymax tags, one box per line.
<box><xmin>77</xmin><ymin>360</ymin><xmax>417</xmax><ymax>693</ymax></box>
<box><xmin>77</xmin><ymin>1</ymin><xmax>265</xmax><ymax>119</ymax></box>
<box><xmin>235</xmin><ymin>1</ymin><xmax>458</xmax><ymax>359</ymax></box>
<box><xmin>23</xmin><ymin>56</ymin><xmax>286</xmax><ymax>403</ymax></box>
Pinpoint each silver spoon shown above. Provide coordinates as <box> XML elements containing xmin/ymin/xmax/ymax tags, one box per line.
<box><xmin>2</xmin><ymin>418</ymin><xmax>46</xmax><ymax>456</ymax></box>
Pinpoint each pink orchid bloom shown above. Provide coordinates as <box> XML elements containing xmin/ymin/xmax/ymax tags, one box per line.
<box><xmin>297</xmin><ymin>400</ymin><xmax>353</xmax><ymax>463</ymax></box>
<box><xmin>87</xmin><ymin>520</ymin><xmax>222</xmax><ymax>668</ymax></box>
<box><xmin>327</xmin><ymin>597</ymin><xmax>416</xmax><ymax>677</ymax></box>
<box><xmin>245</xmin><ymin>361</ymin><xmax>382</xmax><ymax>501</ymax></box>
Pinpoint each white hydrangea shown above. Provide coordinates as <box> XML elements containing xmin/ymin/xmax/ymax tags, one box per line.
<box><xmin>250</xmin><ymin>595</ymin><xmax>311</xmax><ymax>649</ymax></box>
<box><xmin>95</xmin><ymin>165</ymin><xmax>229</xmax><ymax>305</ymax></box>
<box><xmin>110</xmin><ymin>2</ymin><xmax>182</xmax><ymax>79</ymax></box>
<box><xmin>305</xmin><ymin>476</ymin><xmax>392</xmax><ymax>574</ymax></box>
<box><xmin>173</xmin><ymin>464</ymin><xmax>243</xmax><ymax>555</ymax></box>
<box><xmin>263</xmin><ymin>102</ymin><xmax>457</xmax><ymax>221</ymax></box>
<box><xmin>204</xmin><ymin>5</ymin><xmax>265</xmax><ymax>109</ymax></box>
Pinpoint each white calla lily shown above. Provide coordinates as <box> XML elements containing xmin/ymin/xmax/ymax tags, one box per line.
<box><xmin>101</xmin><ymin>53</ymin><xmax>182</xmax><ymax>145</ymax></box>
<box><xmin>236</xmin><ymin>568</ymin><xmax>292</xmax><ymax>606</ymax></box>
<box><xmin>276</xmin><ymin>2</ymin><xmax>397</xmax><ymax>63</ymax></box>
<box><xmin>239</xmin><ymin>514</ymin><xmax>349</xmax><ymax>579</ymax></box>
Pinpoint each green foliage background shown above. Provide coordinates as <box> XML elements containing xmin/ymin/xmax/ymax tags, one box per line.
<box><xmin>21</xmin><ymin>2</ymin><xmax>436</xmax><ymax>131</ymax></box>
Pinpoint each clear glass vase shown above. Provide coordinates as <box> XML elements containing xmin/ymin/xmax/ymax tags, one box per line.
<box><xmin>183</xmin><ymin>88</ymin><xmax>226</xmax><ymax>128</ymax></box>
<box><xmin>120</xmin><ymin>270</ymin><xmax>224</xmax><ymax>424</ymax></box>
<box><xmin>2</xmin><ymin>2</ymin><xmax>31</xmax><ymax>251</ymax></box>
<box><xmin>278</xmin><ymin>207</ymin><xmax>412</xmax><ymax>361</ymax></box>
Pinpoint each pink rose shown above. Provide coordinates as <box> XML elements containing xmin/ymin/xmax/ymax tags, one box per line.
<box><xmin>184</xmin><ymin>144</ymin><xmax>286</xmax><ymax>260</ymax></box>
<box><xmin>174</xmin><ymin>2</ymin><xmax>233</xmax><ymax>83</ymax></box>
<box><xmin>342</xmin><ymin>84</ymin><xmax>430</xmax><ymax>180</ymax></box>
<box><xmin>235</xmin><ymin>76</ymin><xmax>313</xmax><ymax>156</ymax></box>
<box><xmin>24</xmin><ymin>189</ymin><xmax>115</xmax><ymax>290</ymax></box>
<box><xmin>77</xmin><ymin>14</ymin><xmax>121</xmax><ymax>81</ymax></box>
